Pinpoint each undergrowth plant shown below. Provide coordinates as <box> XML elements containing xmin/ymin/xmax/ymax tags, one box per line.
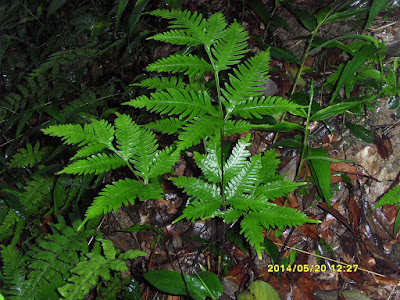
<box><xmin>42</xmin><ymin>9</ymin><xmax>319</xmax><ymax>260</ymax></box>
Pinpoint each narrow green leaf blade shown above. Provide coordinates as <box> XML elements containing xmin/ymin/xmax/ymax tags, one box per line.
<box><xmin>307</xmin><ymin>147</ymin><xmax>331</xmax><ymax>205</ymax></box>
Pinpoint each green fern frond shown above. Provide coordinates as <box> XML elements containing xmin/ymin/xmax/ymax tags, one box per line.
<box><xmin>223</xmin><ymin>51</ymin><xmax>271</xmax><ymax>116</ymax></box>
<box><xmin>225</xmin><ymin>155</ymin><xmax>262</xmax><ymax>200</ymax></box>
<box><xmin>176</xmin><ymin>116</ymin><xmax>224</xmax><ymax>149</ymax></box>
<box><xmin>124</xmin><ymin>89</ymin><xmax>218</xmax><ymax>118</ymax></box>
<box><xmin>232</xmin><ymin>96</ymin><xmax>303</xmax><ymax>119</ymax></box>
<box><xmin>255</xmin><ymin>180</ymin><xmax>305</xmax><ymax>200</ymax></box>
<box><xmin>130</xmin><ymin>128</ymin><xmax>157</xmax><ymax>181</ymax></box>
<box><xmin>8</xmin><ymin>141</ymin><xmax>48</xmax><ymax>168</ymax></box>
<box><xmin>373</xmin><ymin>185</ymin><xmax>400</xmax><ymax>208</ymax></box>
<box><xmin>150</xmin><ymin>9</ymin><xmax>207</xmax><ymax>43</ymax></box>
<box><xmin>0</xmin><ymin>245</ymin><xmax>27</xmax><ymax>298</ymax></box>
<box><xmin>42</xmin><ymin>123</ymin><xmax>97</xmax><ymax>146</ymax></box>
<box><xmin>91</xmin><ymin>119</ymin><xmax>115</xmax><ymax>148</ymax></box>
<box><xmin>147</xmin><ymin>147</ymin><xmax>180</xmax><ymax>179</ymax></box>
<box><xmin>134</xmin><ymin>76</ymin><xmax>187</xmax><ymax>90</ymax></box>
<box><xmin>257</xmin><ymin>206</ymin><xmax>319</xmax><ymax>229</ymax></box>
<box><xmin>58</xmin><ymin>153</ymin><xmax>126</xmax><ymax>175</ymax></box>
<box><xmin>229</xmin><ymin>194</ymin><xmax>269</xmax><ymax>211</ymax></box>
<box><xmin>219</xmin><ymin>208</ymin><xmax>244</xmax><ymax>223</ymax></box>
<box><xmin>179</xmin><ymin>198</ymin><xmax>223</xmax><ymax>220</ymax></box>
<box><xmin>224</xmin><ymin>138</ymin><xmax>252</xmax><ymax>182</ymax></box>
<box><xmin>150</xmin><ymin>29</ymin><xmax>203</xmax><ymax>46</ymax></box>
<box><xmin>71</xmin><ymin>143</ymin><xmax>107</xmax><ymax>160</ymax></box>
<box><xmin>171</xmin><ymin>177</ymin><xmax>222</xmax><ymax>204</ymax></box>
<box><xmin>211</xmin><ymin>21</ymin><xmax>249</xmax><ymax>71</ymax></box>
<box><xmin>259</xmin><ymin>150</ymin><xmax>284</xmax><ymax>182</ymax></box>
<box><xmin>204</xmin><ymin>12</ymin><xmax>227</xmax><ymax>46</ymax></box>
<box><xmin>114</xmin><ymin>113</ymin><xmax>141</xmax><ymax>161</ymax></box>
<box><xmin>85</xmin><ymin>179</ymin><xmax>143</xmax><ymax>218</ymax></box>
<box><xmin>240</xmin><ymin>214</ymin><xmax>265</xmax><ymax>258</ymax></box>
<box><xmin>58</xmin><ymin>239</ymin><xmax>146</xmax><ymax>300</ymax></box>
<box><xmin>147</xmin><ymin>54</ymin><xmax>213</xmax><ymax>76</ymax></box>
<box><xmin>193</xmin><ymin>150</ymin><xmax>222</xmax><ymax>184</ymax></box>
<box><xmin>224</xmin><ymin>119</ymin><xmax>252</xmax><ymax>136</ymax></box>
<box><xmin>143</xmin><ymin>117</ymin><xmax>188</xmax><ymax>134</ymax></box>
<box><xmin>22</xmin><ymin>223</ymin><xmax>96</xmax><ymax>299</ymax></box>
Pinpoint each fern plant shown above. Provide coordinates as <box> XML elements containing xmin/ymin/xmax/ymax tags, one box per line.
<box><xmin>125</xmin><ymin>9</ymin><xmax>318</xmax><ymax>258</ymax></box>
<box><xmin>42</xmin><ymin>113</ymin><xmax>179</xmax><ymax>228</ymax></box>
<box><xmin>0</xmin><ymin>220</ymin><xmax>145</xmax><ymax>299</ymax></box>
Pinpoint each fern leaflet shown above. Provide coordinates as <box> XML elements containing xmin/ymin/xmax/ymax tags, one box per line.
<box><xmin>373</xmin><ymin>185</ymin><xmax>400</xmax><ymax>208</ymax></box>
<box><xmin>147</xmin><ymin>54</ymin><xmax>213</xmax><ymax>76</ymax></box>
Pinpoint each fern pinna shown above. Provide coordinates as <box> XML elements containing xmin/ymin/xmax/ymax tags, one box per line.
<box><xmin>125</xmin><ymin>9</ymin><xmax>317</xmax><ymax>257</ymax></box>
<box><xmin>42</xmin><ymin>113</ymin><xmax>179</xmax><ymax>229</ymax></box>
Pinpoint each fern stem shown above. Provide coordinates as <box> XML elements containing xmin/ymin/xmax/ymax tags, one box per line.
<box><xmin>297</xmin><ymin>81</ymin><xmax>314</xmax><ymax>181</ymax></box>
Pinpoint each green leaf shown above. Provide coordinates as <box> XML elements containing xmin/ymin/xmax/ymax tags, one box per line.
<box><xmin>238</xmin><ymin>280</ymin><xmax>281</xmax><ymax>300</ymax></box>
<box><xmin>0</xmin><ymin>35</ymin><xmax>11</xmax><ymax>64</ymax></box>
<box><xmin>269</xmin><ymin>46</ymin><xmax>300</xmax><ymax>64</ymax></box>
<box><xmin>124</xmin><ymin>89</ymin><xmax>219</xmax><ymax>118</ymax></box>
<box><xmin>116</xmin><ymin>0</ymin><xmax>129</xmax><ymax>28</ymax></box>
<box><xmin>115</xmin><ymin>113</ymin><xmax>141</xmax><ymax>161</ymax></box>
<box><xmin>281</xmin><ymin>0</ymin><xmax>316</xmax><ymax>30</ymax></box>
<box><xmin>394</xmin><ymin>210</ymin><xmax>400</xmax><ymax>235</ymax></box>
<box><xmin>47</xmin><ymin>0</ymin><xmax>66</xmax><ymax>17</ymax></box>
<box><xmin>212</xmin><ymin>20</ymin><xmax>249</xmax><ymax>71</ymax></box>
<box><xmin>58</xmin><ymin>153</ymin><xmax>126</xmax><ymax>175</ymax></box>
<box><xmin>373</xmin><ymin>185</ymin><xmax>400</xmax><ymax>208</ymax></box>
<box><xmin>144</xmin><ymin>270</ymin><xmax>222</xmax><ymax>300</ymax></box>
<box><xmin>147</xmin><ymin>54</ymin><xmax>213</xmax><ymax>76</ymax></box>
<box><xmin>345</xmin><ymin>122</ymin><xmax>374</xmax><ymax>144</ymax></box>
<box><xmin>127</xmin><ymin>0</ymin><xmax>150</xmax><ymax>36</ymax></box>
<box><xmin>307</xmin><ymin>147</ymin><xmax>331</xmax><ymax>205</ymax></box>
<box><xmin>331</xmin><ymin>45</ymin><xmax>379</xmax><ymax>101</ymax></box>
<box><xmin>310</xmin><ymin>96</ymin><xmax>375</xmax><ymax>121</ymax></box>
<box><xmin>251</xmin><ymin>122</ymin><xmax>303</xmax><ymax>132</ymax></box>
<box><xmin>85</xmin><ymin>179</ymin><xmax>143</xmax><ymax>218</ymax></box>
<box><xmin>365</xmin><ymin>0</ymin><xmax>389</xmax><ymax>31</ymax></box>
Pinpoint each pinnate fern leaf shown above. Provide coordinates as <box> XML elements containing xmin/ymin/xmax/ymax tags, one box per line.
<box><xmin>150</xmin><ymin>9</ymin><xmax>207</xmax><ymax>43</ymax></box>
<box><xmin>150</xmin><ymin>29</ymin><xmax>203</xmax><ymax>46</ymax></box>
<box><xmin>176</xmin><ymin>115</ymin><xmax>224</xmax><ymax>150</ymax></box>
<box><xmin>211</xmin><ymin>21</ymin><xmax>249</xmax><ymax>71</ymax></box>
<box><xmin>223</xmin><ymin>51</ymin><xmax>271</xmax><ymax>116</ymax></box>
<box><xmin>115</xmin><ymin>113</ymin><xmax>141</xmax><ymax>161</ymax></box>
<box><xmin>135</xmin><ymin>76</ymin><xmax>187</xmax><ymax>90</ymax></box>
<box><xmin>124</xmin><ymin>89</ymin><xmax>218</xmax><ymax>118</ymax></box>
<box><xmin>85</xmin><ymin>179</ymin><xmax>143</xmax><ymax>218</ymax></box>
<box><xmin>58</xmin><ymin>153</ymin><xmax>126</xmax><ymax>175</ymax></box>
<box><xmin>143</xmin><ymin>117</ymin><xmax>187</xmax><ymax>134</ymax></box>
<box><xmin>42</xmin><ymin>123</ymin><xmax>97</xmax><ymax>146</ymax></box>
<box><xmin>58</xmin><ymin>239</ymin><xmax>146</xmax><ymax>300</ymax></box>
<box><xmin>0</xmin><ymin>245</ymin><xmax>27</xmax><ymax>298</ymax></box>
<box><xmin>8</xmin><ymin>142</ymin><xmax>48</xmax><ymax>168</ymax></box>
<box><xmin>255</xmin><ymin>180</ymin><xmax>306</xmax><ymax>200</ymax></box>
<box><xmin>373</xmin><ymin>185</ymin><xmax>400</xmax><ymax>208</ymax></box>
<box><xmin>147</xmin><ymin>54</ymin><xmax>213</xmax><ymax>76</ymax></box>
<box><xmin>232</xmin><ymin>96</ymin><xmax>303</xmax><ymax>119</ymax></box>
<box><xmin>224</xmin><ymin>137</ymin><xmax>252</xmax><ymax>182</ymax></box>
<box><xmin>204</xmin><ymin>12</ymin><xmax>227</xmax><ymax>45</ymax></box>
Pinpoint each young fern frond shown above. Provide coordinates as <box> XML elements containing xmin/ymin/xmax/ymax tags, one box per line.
<box><xmin>147</xmin><ymin>54</ymin><xmax>213</xmax><ymax>76</ymax></box>
<box><xmin>224</xmin><ymin>138</ymin><xmax>252</xmax><ymax>182</ymax></box>
<box><xmin>115</xmin><ymin>113</ymin><xmax>141</xmax><ymax>161</ymax></box>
